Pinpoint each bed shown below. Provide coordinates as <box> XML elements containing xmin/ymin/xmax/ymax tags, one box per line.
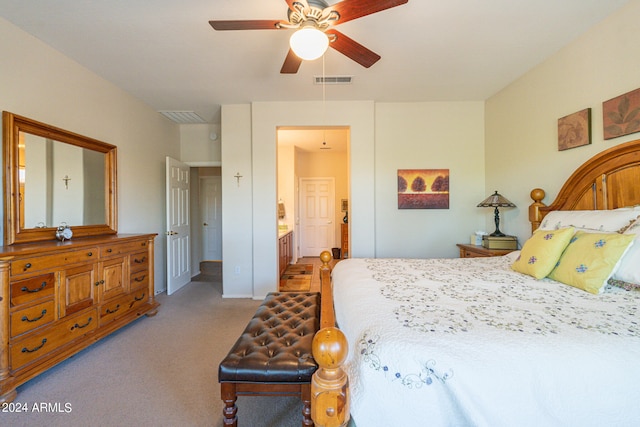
<box><xmin>310</xmin><ymin>139</ymin><xmax>640</xmax><ymax>427</ymax></box>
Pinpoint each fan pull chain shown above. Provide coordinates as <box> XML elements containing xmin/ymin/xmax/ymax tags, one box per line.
<box><xmin>322</xmin><ymin>54</ymin><xmax>327</xmax><ymax>144</ymax></box>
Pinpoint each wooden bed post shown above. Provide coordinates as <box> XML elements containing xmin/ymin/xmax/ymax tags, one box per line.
<box><xmin>529</xmin><ymin>188</ymin><xmax>547</xmax><ymax>233</ymax></box>
<box><xmin>311</xmin><ymin>251</ymin><xmax>350</xmax><ymax>427</ymax></box>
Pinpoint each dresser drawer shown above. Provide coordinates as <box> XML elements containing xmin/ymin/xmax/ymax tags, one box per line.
<box><xmin>10</xmin><ymin>309</ymin><xmax>98</xmax><ymax>371</ymax></box>
<box><xmin>11</xmin><ymin>300</ymin><xmax>56</xmax><ymax>338</ymax></box>
<box><xmin>11</xmin><ymin>249</ymin><xmax>98</xmax><ymax>277</ymax></box>
<box><xmin>462</xmin><ymin>249</ymin><xmax>485</xmax><ymax>258</ymax></box>
<box><xmin>100</xmin><ymin>288</ymin><xmax>149</xmax><ymax>327</ymax></box>
<box><xmin>99</xmin><ymin>294</ymin><xmax>130</xmax><ymax>326</ymax></box>
<box><xmin>100</xmin><ymin>240</ymin><xmax>148</xmax><ymax>258</ymax></box>
<box><xmin>130</xmin><ymin>269</ymin><xmax>149</xmax><ymax>291</ymax></box>
<box><xmin>127</xmin><ymin>288</ymin><xmax>150</xmax><ymax>312</ymax></box>
<box><xmin>130</xmin><ymin>251</ymin><xmax>149</xmax><ymax>273</ymax></box>
<box><xmin>99</xmin><ymin>288</ymin><xmax>149</xmax><ymax>326</ymax></box>
<box><xmin>10</xmin><ymin>273</ymin><xmax>55</xmax><ymax>307</ymax></box>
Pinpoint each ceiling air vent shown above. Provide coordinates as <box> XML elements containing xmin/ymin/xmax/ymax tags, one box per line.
<box><xmin>314</xmin><ymin>75</ymin><xmax>353</xmax><ymax>85</ymax></box>
<box><xmin>159</xmin><ymin>111</ymin><xmax>206</xmax><ymax>124</ymax></box>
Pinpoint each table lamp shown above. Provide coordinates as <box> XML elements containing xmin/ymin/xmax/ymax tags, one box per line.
<box><xmin>477</xmin><ymin>191</ymin><xmax>516</xmax><ymax>237</ymax></box>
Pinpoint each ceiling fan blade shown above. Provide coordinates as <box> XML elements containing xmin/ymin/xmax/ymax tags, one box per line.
<box><xmin>209</xmin><ymin>20</ymin><xmax>286</xmax><ymax>31</ymax></box>
<box><xmin>285</xmin><ymin>0</ymin><xmax>309</xmax><ymax>11</ymax></box>
<box><xmin>326</xmin><ymin>29</ymin><xmax>381</xmax><ymax>68</ymax></box>
<box><xmin>281</xmin><ymin>49</ymin><xmax>303</xmax><ymax>74</ymax></box>
<box><xmin>328</xmin><ymin>0</ymin><xmax>408</xmax><ymax>25</ymax></box>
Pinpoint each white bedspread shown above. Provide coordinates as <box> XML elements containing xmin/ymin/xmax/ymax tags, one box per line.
<box><xmin>332</xmin><ymin>253</ymin><xmax>640</xmax><ymax>427</ymax></box>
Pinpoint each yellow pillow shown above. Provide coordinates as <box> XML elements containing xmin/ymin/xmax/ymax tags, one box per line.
<box><xmin>548</xmin><ymin>231</ymin><xmax>635</xmax><ymax>294</ymax></box>
<box><xmin>512</xmin><ymin>227</ymin><xmax>575</xmax><ymax>279</ymax></box>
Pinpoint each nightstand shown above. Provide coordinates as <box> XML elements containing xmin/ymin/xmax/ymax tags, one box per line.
<box><xmin>457</xmin><ymin>243</ymin><xmax>515</xmax><ymax>258</ymax></box>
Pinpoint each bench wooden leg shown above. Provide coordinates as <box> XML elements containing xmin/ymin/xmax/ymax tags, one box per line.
<box><xmin>221</xmin><ymin>382</ymin><xmax>238</xmax><ymax>427</ymax></box>
<box><xmin>301</xmin><ymin>383</ymin><xmax>313</xmax><ymax>427</ymax></box>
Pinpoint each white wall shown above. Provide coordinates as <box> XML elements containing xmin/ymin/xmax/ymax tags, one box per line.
<box><xmin>485</xmin><ymin>0</ymin><xmax>640</xmax><ymax>244</ymax></box>
<box><xmin>220</xmin><ymin>104</ymin><xmax>254</xmax><ymax>298</ymax></box>
<box><xmin>0</xmin><ymin>17</ymin><xmax>180</xmax><ymax>293</ymax></box>
<box><xmin>375</xmin><ymin>102</ymin><xmax>486</xmax><ymax>258</ymax></box>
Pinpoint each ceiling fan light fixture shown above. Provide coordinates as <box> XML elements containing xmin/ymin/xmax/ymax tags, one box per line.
<box><xmin>289</xmin><ymin>26</ymin><xmax>329</xmax><ymax>61</ymax></box>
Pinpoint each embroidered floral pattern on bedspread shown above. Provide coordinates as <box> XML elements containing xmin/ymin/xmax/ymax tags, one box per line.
<box><xmin>358</xmin><ymin>332</ymin><xmax>452</xmax><ymax>389</ymax></box>
<box><xmin>364</xmin><ymin>257</ymin><xmax>640</xmax><ymax>338</ymax></box>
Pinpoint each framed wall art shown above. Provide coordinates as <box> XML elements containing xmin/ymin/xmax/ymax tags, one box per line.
<box><xmin>397</xmin><ymin>169</ymin><xmax>449</xmax><ymax>209</ymax></box>
<box><xmin>603</xmin><ymin>88</ymin><xmax>640</xmax><ymax>140</ymax></box>
<box><xmin>558</xmin><ymin>108</ymin><xmax>591</xmax><ymax>151</ymax></box>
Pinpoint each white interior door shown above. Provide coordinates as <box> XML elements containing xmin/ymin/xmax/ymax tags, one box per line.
<box><xmin>200</xmin><ymin>176</ymin><xmax>222</xmax><ymax>261</ymax></box>
<box><xmin>166</xmin><ymin>157</ymin><xmax>191</xmax><ymax>295</ymax></box>
<box><xmin>299</xmin><ymin>177</ymin><xmax>335</xmax><ymax>257</ymax></box>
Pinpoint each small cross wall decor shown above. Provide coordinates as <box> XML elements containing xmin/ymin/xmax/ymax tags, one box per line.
<box><xmin>234</xmin><ymin>172</ymin><xmax>243</xmax><ymax>187</ymax></box>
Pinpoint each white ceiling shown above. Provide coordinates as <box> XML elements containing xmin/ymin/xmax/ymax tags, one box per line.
<box><xmin>0</xmin><ymin>0</ymin><xmax>629</xmax><ymax>124</ymax></box>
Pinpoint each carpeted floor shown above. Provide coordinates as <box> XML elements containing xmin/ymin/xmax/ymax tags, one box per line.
<box><xmin>1</xmin><ymin>269</ymin><xmax>317</xmax><ymax>427</ymax></box>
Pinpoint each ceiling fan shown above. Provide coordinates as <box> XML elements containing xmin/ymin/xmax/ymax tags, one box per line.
<box><xmin>209</xmin><ymin>0</ymin><xmax>409</xmax><ymax>74</ymax></box>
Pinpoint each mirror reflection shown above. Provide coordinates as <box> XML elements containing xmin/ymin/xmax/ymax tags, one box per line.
<box><xmin>3</xmin><ymin>111</ymin><xmax>117</xmax><ymax>245</ymax></box>
<box><xmin>20</xmin><ymin>132</ymin><xmax>106</xmax><ymax>228</ymax></box>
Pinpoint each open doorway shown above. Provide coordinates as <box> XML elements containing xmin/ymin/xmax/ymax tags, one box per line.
<box><xmin>191</xmin><ymin>167</ymin><xmax>222</xmax><ymax>278</ymax></box>
<box><xmin>276</xmin><ymin>126</ymin><xmax>350</xmax><ymax>264</ymax></box>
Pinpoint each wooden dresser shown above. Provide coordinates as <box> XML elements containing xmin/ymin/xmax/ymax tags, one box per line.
<box><xmin>278</xmin><ymin>230</ymin><xmax>293</xmax><ymax>277</ymax></box>
<box><xmin>0</xmin><ymin>234</ymin><xmax>158</xmax><ymax>403</ymax></box>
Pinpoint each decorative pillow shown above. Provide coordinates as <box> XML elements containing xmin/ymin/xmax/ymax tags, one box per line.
<box><xmin>612</xmin><ymin>218</ymin><xmax>640</xmax><ymax>286</ymax></box>
<box><xmin>548</xmin><ymin>231</ymin><xmax>635</xmax><ymax>294</ymax></box>
<box><xmin>511</xmin><ymin>227</ymin><xmax>575</xmax><ymax>279</ymax></box>
<box><xmin>539</xmin><ymin>210</ymin><xmax>640</xmax><ymax>233</ymax></box>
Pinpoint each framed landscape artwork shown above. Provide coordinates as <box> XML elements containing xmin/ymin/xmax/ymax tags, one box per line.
<box><xmin>397</xmin><ymin>169</ymin><xmax>449</xmax><ymax>209</ymax></box>
<box><xmin>558</xmin><ymin>108</ymin><xmax>591</xmax><ymax>151</ymax></box>
<box><xmin>603</xmin><ymin>88</ymin><xmax>640</xmax><ymax>140</ymax></box>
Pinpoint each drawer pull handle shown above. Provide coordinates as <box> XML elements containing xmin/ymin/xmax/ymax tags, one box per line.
<box><xmin>22</xmin><ymin>338</ymin><xmax>47</xmax><ymax>353</ymax></box>
<box><xmin>106</xmin><ymin>304</ymin><xmax>120</xmax><ymax>314</ymax></box>
<box><xmin>133</xmin><ymin>257</ymin><xmax>146</xmax><ymax>264</ymax></box>
<box><xmin>87</xmin><ymin>252</ymin><xmax>93</xmax><ymax>256</ymax></box>
<box><xmin>22</xmin><ymin>309</ymin><xmax>47</xmax><ymax>323</ymax></box>
<box><xmin>134</xmin><ymin>293</ymin><xmax>146</xmax><ymax>302</ymax></box>
<box><xmin>21</xmin><ymin>282</ymin><xmax>46</xmax><ymax>293</ymax></box>
<box><xmin>107</xmin><ymin>248</ymin><xmax>113</xmax><ymax>252</ymax></box>
<box><xmin>23</xmin><ymin>263</ymin><xmax>32</xmax><ymax>271</ymax></box>
<box><xmin>71</xmin><ymin>317</ymin><xmax>93</xmax><ymax>330</ymax></box>
<box><xmin>134</xmin><ymin>275</ymin><xmax>146</xmax><ymax>282</ymax></box>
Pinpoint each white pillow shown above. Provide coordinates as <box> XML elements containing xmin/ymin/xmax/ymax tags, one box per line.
<box><xmin>612</xmin><ymin>218</ymin><xmax>640</xmax><ymax>286</ymax></box>
<box><xmin>539</xmin><ymin>210</ymin><xmax>640</xmax><ymax>233</ymax></box>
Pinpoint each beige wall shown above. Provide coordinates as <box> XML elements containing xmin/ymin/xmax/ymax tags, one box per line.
<box><xmin>180</xmin><ymin>123</ymin><xmax>221</xmax><ymax>165</ymax></box>
<box><xmin>485</xmin><ymin>0</ymin><xmax>640</xmax><ymax>244</ymax></box>
<box><xmin>376</xmin><ymin>102</ymin><xmax>486</xmax><ymax>258</ymax></box>
<box><xmin>0</xmin><ymin>17</ymin><xmax>180</xmax><ymax>293</ymax></box>
<box><xmin>277</xmin><ymin>144</ymin><xmax>296</xmax><ymax>236</ymax></box>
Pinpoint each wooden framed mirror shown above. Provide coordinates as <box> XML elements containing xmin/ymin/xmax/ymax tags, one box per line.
<box><xmin>3</xmin><ymin>111</ymin><xmax>117</xmax><ymax>245</ymax></box>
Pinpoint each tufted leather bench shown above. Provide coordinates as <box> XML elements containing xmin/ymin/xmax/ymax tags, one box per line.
<box><xmin>219</xmin><ymin>292</ymin><xmax>320</xmax><ymax>426</ymax></box>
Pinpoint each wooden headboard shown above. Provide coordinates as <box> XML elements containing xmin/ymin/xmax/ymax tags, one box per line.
<box><xmin>530</xmin><ymin>138</ymin><xmax>640</xmax><ymax>232</ymax></box>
